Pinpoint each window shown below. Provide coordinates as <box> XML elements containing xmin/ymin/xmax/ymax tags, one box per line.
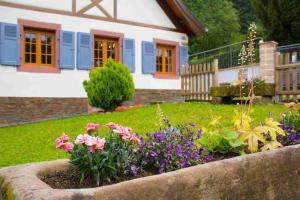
<box><xmin>156</xmin><ymin>45</ymin><xmax>175</xmax><ymax>74</ymax></box>
<box><xmin>94</xmin><ymin>37</ymin><xmax>118</xmax><ymax>67</ymax></box>
<box><xmin>24</xmin><ymin>29</ymin><xmax>55</xmax><ymax>66</ymax></box>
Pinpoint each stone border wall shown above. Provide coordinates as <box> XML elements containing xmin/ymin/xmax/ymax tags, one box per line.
<box><xmin>0</xmin><ymin>89</ymin><xmax>184</xmax><ymax>127</ymax></box>
<box><xmin>0</xmin><ymin>145</ymin><xmax>299</xmax><ymax>200</ymax></box>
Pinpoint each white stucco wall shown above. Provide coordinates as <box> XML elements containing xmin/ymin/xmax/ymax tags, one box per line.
<box><xmin>218</xmin><ymin>65</ymin><xmax>261</xmax><ymax>84</ymax></box>
<box><xmin>0</xmin><ymin>4</ymin><xmax>186</xmax><ymax>98</ymax></box>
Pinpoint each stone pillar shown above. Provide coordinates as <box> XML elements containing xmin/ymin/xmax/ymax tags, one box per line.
<box><xmin>259</xmin><ymin>41</ymin><xmax>278</xmax><ymax>83</ymax></box>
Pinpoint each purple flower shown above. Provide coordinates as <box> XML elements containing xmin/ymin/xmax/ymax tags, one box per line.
<box><xmin>189</xmin><ymin>131</ymin><xmax>194</xmax><ymax>137</ymax></box>
<box><xmin>130</xmin><ymin>165</ymin><xmax>139</xmax><ymax>176</ymax></box>
<box><xmin>197</xmin><ymin>129</ymin><xmax>202</xmax><ymax>139</ymax></box>
<box><xmin>199</xmin><ymin>146</ymin><xmax>206</xmax><ymax>155</ymax></box>
<box><xmin>150</xmin><ymin>151</ymin><xmax>158</xmax><ymax>157</ymax></box>
<box><xmin>206</xmin><ymin>155</ymin><xmax>213</xmax><ymax>162</ymax></box>
<box><xmin>182</xmin><ymin>158</ymin><xmax>187</xmax><ymax>168</ymax></box>
<box><xmin>190</xmin><ymin>123</ymin><xmax>196</xmax><ymax>127</ymax></box>
<box><xmin>159</xmin><ymin>167</ymin><xmax>165</xmax><ymax>174</ymax></box>
<box><xmin>139</xmin><ymin>150</ymin><xmax>145</xmax><ymax>156</ymax></box>
<box><xmin>166</xmin><ymin>143</ymin><xmax>174</xmax><ymax>151</ymax></box>
<box><xmin>153</xmin><ymin>132</ymin><xmax>158</xmax><ymax>138</ymax></box>
<box><xmin>266</xmin><ymin>134</ymin><xmax>272</xmax><ymax>141</ymax></box>
<box><xmin>192</xmin><ymin>154</ymin><xmax>200</xmax><ymax>160</ymax></box>
<box><xmin>288</xmin><ymin>134</ymin><xmax>300</xmax><ymax>143</ymax></box>
<box><xmin>185</xmin><ymin>141</ymin><xmax>192</xmax><ymax>146</ymax></box>
<box><xmin>276</xmin><ymin>134</ymin><xmax>282</xmax><ymax>141</ymax></box>
<box><xmin>176</xmin><ymin>145</ymin><xmax>183</xmax><ymax>156</ymax></box>
<box><xmin>295</xmin><ymin>135</ymin><xmax>300</xmax><ymax>143</ymax></box>
<box><xmin>157</xmin><ymin>134</ymin><xmax>165</xmax><ymax>143</ymax></box>
<box><xmin>186</xmin><ymin>151</ymin><xmax>192</xmax><ymax>158</ymax></box>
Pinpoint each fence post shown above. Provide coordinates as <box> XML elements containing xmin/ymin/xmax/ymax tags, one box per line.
<box><xmin>259</xmin><ymin>41</ymin><xmax>278</xmax><ymax>83</ymax></box>
<box><xmin>213</xmin><ymin>59</ymin><xmax>219</xmax><ymax>86</ymax></box>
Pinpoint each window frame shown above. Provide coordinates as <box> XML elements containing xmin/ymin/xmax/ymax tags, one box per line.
<box><xmin>23</xmin><ymin>29</ymin><xmax>55</xmax><ymax>67</ymax></box>
<box><xmin>18</xmin><ymin>19</ymin><xmax>61</xmax><ymax>73</ymax></box>
<box><xmin>91</xmin><ymin>29</ymin><xmax>124</xmax><ymax>69</ymax></box>
<box><xmin>94</xmin><ymin>37</ymin><xmax>119</xmax><ymax>67</ymax></box>
<box><xmin>156</xmin><ymin>44</ymin><xmax>175</xmax><ymax>75</ymax></box>
<box><xmin>154</xmin><ymin>39</ymin><xmax>180</xmax><ymax>79</ymax></box>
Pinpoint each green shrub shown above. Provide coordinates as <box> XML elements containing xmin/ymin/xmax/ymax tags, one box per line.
<box><xmin>83</xmin><ymin>59</ymin><xmax>135</xmax><ymax>111</ymax></box>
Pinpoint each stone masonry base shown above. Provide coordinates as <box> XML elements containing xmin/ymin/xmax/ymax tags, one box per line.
<box><xmin>0</xmin><ymin>97</ymin><xmax>88</xmax><ymax>127</ymax></box>
<box><xmin>0</xmin><ymin>145</ymin><xmax>299</xmax><ymax>200</ymax></box>
<box><xmin>0</xmin><ymin>89</ymin><xmax>183</xmax><ymax>127</ymax></box>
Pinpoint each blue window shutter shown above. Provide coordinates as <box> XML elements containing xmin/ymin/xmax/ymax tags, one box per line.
<box><xmin>0</xmin><ymin>23</ymin><xmax>20</xmax><ymax>66</ymax></box>
<box><xmin>122</xmin><ymin>38</ymin><xmax>135</xmax><ymax>73</ymax></box>
<box><xmin>142</xmin><ymin>41</ymin><xmax>155</xmax><ymax>74</ymax></box>
<box><xmin>180</xmin><ymin>45</ymin><xmax>188</xmax><ymax>67</ymax></box>
<box><xmin>60</xmin><ymin>31</ymin><xmax>75</xmax><ymax>69</ymax></box>
<box><xmin>77</xmin><ymin>32</ymin><xmax>92</xmax><ymax>70</ymax></box>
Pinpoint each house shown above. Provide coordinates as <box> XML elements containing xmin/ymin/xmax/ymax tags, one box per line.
<box><xmin>0</xmin><ymin>0</ymin><xmax>204</xmax><ymax>126</ymax></box>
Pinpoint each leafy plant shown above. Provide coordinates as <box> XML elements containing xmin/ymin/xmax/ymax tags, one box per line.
<box><xmin>131</xmin><ymin>117</ymin><xmax>208</xmax><ymax>174</ymax></box>
<box><xmin>233</xmin><ymin>110</ymin><xmax>285</xmax><ymax>153</ymax></box>
<box><xmin>83</xmin><ymin>59</ymin><xmax>135</xmax><ymax>111</ymax></box>
<box><xmin>278</xmin><ymin>103</ymin><xmax>300</xmax><ymax>145</ymax></box>
<box><xmin>196</xmin><ymin>115</ymin><xmax>244</xmax><ymax>155</ymax></box>
<box><xmin>55</xmin><ymin>122</ymin><xmax>139</xmax><ymax>186</ymax></box>
<box><xmin>196</xmin><ymin>129</ymin><xmax>244</xmax><ymax>154</ymax></box>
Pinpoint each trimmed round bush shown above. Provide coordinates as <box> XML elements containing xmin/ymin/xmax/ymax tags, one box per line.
<box><xmin>83</xmin><ymin>59</ymin><xmax>135</xmax><ymax>111</ymax></box>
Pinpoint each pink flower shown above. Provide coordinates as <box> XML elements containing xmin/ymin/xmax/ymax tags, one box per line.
<box><xmin>85</xmin><ymin>136</ymin><xmax>96</xmax><ymax>146</ymax></box>
<box><xmin>121</xmin><ymin>131</ymin><xmax>132</xmax><ymax>140</ymax></box>
<box><xmin>62</xmin><ymin>142</ymin><xmax>74</xmax><ymax>152</ymax></box>
<box><xmin>130</xmin><ymin>135</ymin><xmax>140</xmax><ymax>144</ymax></box>
<box><xmin>88</xmin><ymin>146</ymin><xmax>95</xmax><ymax>153</ymax></box>
<box><xmin>55</xmin><ymin>133</ymin><xmax>70</xmax><ymax>148</ymax></box>
<box><xmin>75</xmin><ymin>134</ymin><xmax>90</xmax><ymax>145</ymax></box>
<box><xmin>94</xmin><ymin>138</ymin><xmax>106</xmax><ymax>150</ymax></box>
<box><xmin>106</xmin><ymin>122</ymin><xmax>119</xmax><ymax>129</ymax></box>
<box><xmin>55</xmin><ymin>138</ymin><xmax>65</xmax><ymax>148</ymax></box>
<box><xmin>86</xmin><ymin>123</ymin><xmax>100</xmax><ymax>133</ymax></box>
<box><xmin>59</xmin><ymin>133</ymin><xmax>69</xmax><ymax>142</ymax></box>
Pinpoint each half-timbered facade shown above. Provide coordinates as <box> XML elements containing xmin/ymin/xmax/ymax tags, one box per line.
<box><xmin>0</xmin><ymin>0</ymin><xmax>203</xmax><ymax>126</ymax></box>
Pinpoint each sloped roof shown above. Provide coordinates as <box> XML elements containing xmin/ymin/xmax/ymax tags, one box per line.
<box><xmin>156</xmin><ymin>0</ymin><xmax>205</xmax><ymax>37</ymax></box>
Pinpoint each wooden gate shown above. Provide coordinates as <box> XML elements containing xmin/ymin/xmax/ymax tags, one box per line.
<box><xmin>181</xmin><ymin>59</ymin><xmax>218</xmax><ymax>101</ymax></box>
<box><xmin>276</xmin><ymin>51</ymin><xmax>300</xmax><ymax>101</ymax></box>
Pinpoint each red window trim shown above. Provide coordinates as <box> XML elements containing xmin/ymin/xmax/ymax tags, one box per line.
<box><xmin>91</xmin><ymin>29</ymin><xmax>124</xmax><ymax>68</ymax></box>
<box><xmin>153</xmin><ymin>38</ymin><xmax>180</xmax><ymax>79</ymax></box>
<box><xmin>17</xmin><ymin>19</ymin><xmax>61</xmax><ymax>73</ymax></box>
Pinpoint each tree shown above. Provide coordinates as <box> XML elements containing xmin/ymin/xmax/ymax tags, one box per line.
<box><xmin>183</xmin><ymin>0</ymin><xmax>241</xmax><ymax>54</ymax></box>
<box><xmin>252</xmin><ymin>0</ymin><xmax>300</xmax><ymax>45</ymax></box>
<box><xmin>230</xmin><ymin>0</ymin><xmax>258</xmax><ymax>33</ymax></box>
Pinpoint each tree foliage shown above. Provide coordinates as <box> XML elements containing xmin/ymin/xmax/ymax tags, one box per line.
<box><xmin>230</xmin><ymin>0</ymin><xmax>258</xmax><ymax>33</ymax></box>
<box><xmin>183</xmin><ymin>0</ymin><xmax>242</xmax><ymax>54</ymax></box>
<box><xmin>252</xmin><ymin>0</ymin><xmax>300</xmax><ymax>45</ymax></box>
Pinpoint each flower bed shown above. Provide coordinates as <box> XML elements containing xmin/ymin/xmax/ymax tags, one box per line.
<box><xmin>1</xmin><ymin>104</ymin><xmax>300</xmax><ymax>199</ymax></box>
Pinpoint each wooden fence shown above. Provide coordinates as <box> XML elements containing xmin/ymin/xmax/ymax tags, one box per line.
<box><xmin>276</xmin><ymin>52</ymin><xmax>300</xmax><ymax>101</ymax></box>
<box><xmin>181</xmin><ymin>59</ymin><xmax>218</xmax><ymax>101</ymax></box>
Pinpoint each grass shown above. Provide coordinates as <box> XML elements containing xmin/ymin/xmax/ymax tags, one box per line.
<box><xmin>0</xmin><ymin>102</ymin><xmax>285</xmax><ymax>167</ymax></box>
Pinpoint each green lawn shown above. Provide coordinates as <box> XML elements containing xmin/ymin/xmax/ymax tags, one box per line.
<box><xmin>0</xmin><ymin>102</ymin><xmax>285</xmax><ymax>167</ymax></box>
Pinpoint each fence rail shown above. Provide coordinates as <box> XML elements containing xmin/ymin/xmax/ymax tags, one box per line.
<box><xmin>189</xmin><ymin>38</ymin><xmax>262</xmax><ymax>70</ymax></box>
<box><xmin>276</xmin><ymin>44</ymin><xmax>300</xmax><ymax>101</ymax></box>
<box><xmin>181</xmin><ymin>59</ymin><xmax>218</xmax><ymax>101</ymax></box>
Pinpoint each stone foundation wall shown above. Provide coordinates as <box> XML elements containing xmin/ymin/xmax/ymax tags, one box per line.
<box><xmin>124</xmin><ymin>89</ymin><xmax>184</xmax><ymax>106</ymax></box>
<box><xmin>0</xmin><ymin>89</ymin><xmax>184</xmax><ymax>127</ymax></box>
<box><xmin>0</xmin><ymin>97</ymin><xmax>88</xmax><ymax>127</ymax></box>
<box><xmin>0</xmin><ymin>145</ymin><xmax>299</xmax><ymax>200</ymax></box>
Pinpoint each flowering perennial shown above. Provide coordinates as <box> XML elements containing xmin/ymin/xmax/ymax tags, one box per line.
<box><xmin>106</xmin><ymin>122</ymin><xmax>140</xmax><ymax>144</ymax></box>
